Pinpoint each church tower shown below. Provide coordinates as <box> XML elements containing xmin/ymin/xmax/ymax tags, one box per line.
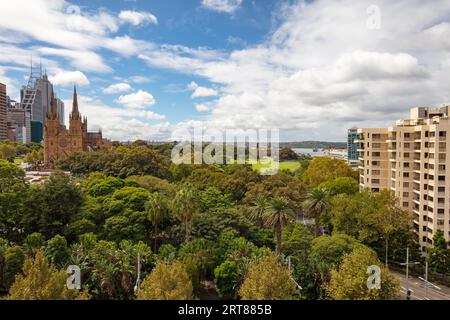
<box><xmin>69</xmin><ymin>85</ymin><xmax>85</xmax><ymax>152</ymax></box>
<box><xmin>43</xmin><ymin>92</ymin><xmax>61</xmax><ymax>167</ymax></box>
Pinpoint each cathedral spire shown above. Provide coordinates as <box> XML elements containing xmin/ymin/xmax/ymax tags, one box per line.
<box><xmin>47</xmin><ymin>91</ymin><xmax>58</xmax><ymax>120</ymax></box>
<box><xmin>70</xmin><ymin>85</ymin><xmax>81</xmax><ymax>120</ymax></box>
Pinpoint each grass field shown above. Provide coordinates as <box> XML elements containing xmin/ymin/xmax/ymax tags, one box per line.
<box><xmin>252</xmin><ymin>161</ymin><xmax>301</xmax><ymax>173</ymax></box>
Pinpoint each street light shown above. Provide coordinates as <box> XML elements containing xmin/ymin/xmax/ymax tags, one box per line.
<box><xmin>399</xmin><ymin>247</ymin><xmax>420</xmax><ymax>300</ymax></box>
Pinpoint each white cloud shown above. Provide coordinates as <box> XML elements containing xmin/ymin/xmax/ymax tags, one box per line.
<box><xmin>187</xmin><ymin>81</ymin><xmax>218</xmax><ymax>98</ymax></box>
<box><xmin>115</xmin><ymin>90</ymin><xmax>156</xmax><ymax>109</ymax></box>
<box><xmin>195</xmin><ymin>103</ymin><xmax>211</xmax><ymax>112</ymax></box>
<box><xmin>202</xmin><ymin>0</ymin><xmax>243</xmax><ymax>13</ymax></box>
<box><xmin>118</xmin><ymin>10</ymin><xmax>158</xmax><ymax>26</ymax></box>
<box><xmin>103</xmin><ymin>82</ymin><xmax>132</xmax><ymax>94</ymax></box>
<box><xmin>129</xmin><ymin>75</ymin><xmax>154</xmax><ymax>84</ymax></box>
<box><xmin>48</xmin><ymin>70</ymin><xmax>90</xmax><ymax>87</ymax></box>
<box><xmin>140</xmin><ymin>0</ymin><xmax>450</xmax><ymax>141</ymax></box>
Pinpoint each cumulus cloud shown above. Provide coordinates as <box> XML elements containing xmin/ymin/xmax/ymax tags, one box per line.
<box><xmin>103</xmin><ymin>82</ymin><xmax>133</xmax><ymax>94</ymax></box>
<box><xmin>118</xmin><ymin>10</ymin><xmax>158</xmax><ymax>26</ymax></box>
<box><xmin>140</xmin><ymin>0</ymin><xmax>450</xmax><ymax>141</ymax></box>
<box><xmin>202</xmin><ymin>0</ymin><xmax>243</xmax><ymax>13</ymax></box>
<box><xmin>187</xmin><ymin>81</ymin><xmax>218</xmax><ymax>98</ymax></box>
<box><xmin>48</xmin><ymin>70</ymin><xmax>90</xmax><ymax>87</ymax></box>
<box><xmin>195</xmin><ymin>103</ymin><xmax>212</xmax><ymax>112</ymax></box>
<box><xmin>115</xmin><ymin>90</ymin><xmax>156</xmax><ymax>109</ymax></box>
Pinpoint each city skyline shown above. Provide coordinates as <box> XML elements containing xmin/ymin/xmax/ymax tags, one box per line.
<box><xmin>1</xmin><ymin>0</ymin><xmax>450</xmax><ymax>142</ymax></box>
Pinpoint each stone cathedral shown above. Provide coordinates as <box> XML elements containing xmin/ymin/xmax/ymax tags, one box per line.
<box><xmin>44</xmin><ymin>86</ymin><xmax>109</xmax><ymax>168</ymax></box>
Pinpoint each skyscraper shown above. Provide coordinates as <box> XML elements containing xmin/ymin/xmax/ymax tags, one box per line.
<box><xmin>20</xmin><ymin>61</ymin><xmax>53</xmax><ymax>143</ymax></box>
<box><xmin>357</xmin><ymin>106</ymin><xmax>450</xmax><ymax>251</ymax></box>
<box><xmin>347</xmin><ymin>127</ymin><xmax>359</xmax><ymax>169</ymax></box>
<box><xmin>0</xmin><ymin>83</ymin><xmax>7</xmax><ymax>141</ymax></box>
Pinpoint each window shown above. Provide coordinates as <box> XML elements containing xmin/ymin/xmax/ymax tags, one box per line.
<box><xmin>403</xmin><ymin>172</ymin><xmax>410</xmax><ymax>178</ymax></box>
<box><xmin>439</xmin><ymin>131</ymin><xmax>447</xmax><ymax>137</ymax></box>
<box><xmin>438</xmin><ymin>176</ymin><xmax>446</xmax><ymax>181</ymax></box>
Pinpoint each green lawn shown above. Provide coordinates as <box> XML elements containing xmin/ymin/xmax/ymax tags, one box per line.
<box><xmin>14</xmin><ymin>157</ymin><xmax>24</xmax><ymax>164</ymax></box>
<box><xmin>252</xmin><ymin>161</ymin><xmax>301</xmax><ymax>173</ymax></box>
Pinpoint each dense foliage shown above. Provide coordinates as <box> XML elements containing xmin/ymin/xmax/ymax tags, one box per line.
<box><xmin>0</xmin><ymin>144</ymin><xmax>438</xmax><ymax>300</ymax></box>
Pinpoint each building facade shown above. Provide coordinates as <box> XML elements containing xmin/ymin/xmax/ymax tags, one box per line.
<box><xmin>357</xmin><ymin>106</ymin><xmax>450</xmax><ymax>251</ymax></box>
<box><xmin>7</xmin><ymin>101</ymin><xmax>31</xmax><ymax>144</ymax></box>
<box><xmin>0</xmin><ymin>83</ymin><xmax>7</xmax><ymax>141</ymax></box>
<box><xmin>20</xmin><ymin>66</ymin><xmax>53</xmax><ymax>143</ymax></box>
<box><xmin>44</xmin><ymin>86</ymin><xmax>109</xmax><ymax>168</ymax></box>
<box><xmin>347</xmin><ymin>127</ymin><xmax>359</xmax><ymax>169</ymax></box>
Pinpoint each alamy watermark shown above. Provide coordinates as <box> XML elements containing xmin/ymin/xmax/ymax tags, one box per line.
<box><xmin>170</xmin><ymin>126</ymin><xmax>280</xmax><ymax>175</ymax></box>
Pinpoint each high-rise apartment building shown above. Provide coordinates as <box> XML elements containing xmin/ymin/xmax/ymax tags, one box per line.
<box><xmin>357</xmin><ymin>106</ymin><xmax>450</xmax><ymax>251</ymax></box>
<box><xmin>0</xmin><ymin>83</ymin><xmax>7</xmax><ymax>141</ymax></box>
<box><xmin>347</xmin><ymin>127</ymin><xmax>360</xmax><ymax>169</ymax></box>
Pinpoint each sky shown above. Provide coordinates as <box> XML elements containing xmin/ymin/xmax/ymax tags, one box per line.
<box><xmin>1</xmin><ymin>0</ymin><xmax>450</xmax><ymax>142</ymax></box>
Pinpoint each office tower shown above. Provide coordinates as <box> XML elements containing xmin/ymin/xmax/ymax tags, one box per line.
<box><xmin>7</xmin><ymin>99</ymin><xmax>31</xmax><ymax>144</ymax></box>
<box><xmin>0</xmin><ymin>83</ymin><xmax>7</xmax><ymax>141</ymax></box>
<box><xmin>20</xmin><ymin>62</ymin><xmax>53</xmax><ymax>143</ymax></box>
<box><xmin>347</xmin><ymin>127</ymin><xmax>359</xmax><ymax>169</ymax></box>
<box><xmin>357</xmin><ymin>106</ymin><xmax>450</xmax><ymax>251</ymax></box>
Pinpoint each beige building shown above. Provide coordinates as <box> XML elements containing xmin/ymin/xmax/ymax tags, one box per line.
<box><xmin>357</xmin><ymin>106</ymin><xmax>450</xmax><ymax>251</ymax></box>
<box><xmin>0</xmin><ymin>83</ymin><xmax>7</xmax><ymax>141</ymax></box>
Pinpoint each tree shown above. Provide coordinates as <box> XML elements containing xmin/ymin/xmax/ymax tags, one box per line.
<box><xmin>23</xmin><ymin>232</ymin><xmax>45</xmax><ymax>254</ymax></box>
<box><xmin>310</xmin><ymin>233</ymin><xmax>364</xmax><ymax>272</ymax></box>
<box><xmin>319</xmin><ymin>177</ymin><xmax>359</xmax><ymax>196</ymax></box>
<box><xmin>281</xmin><ymin>224</ymin><xmax>314</xmax><ymax>259</ymax></box>
<box><xmin>24</xmin><ymin>149</ymin><xmax>43</xmax><ymax>170</ymax></box>
<box><xmin>214</xmin><ymin>260</ymin><xmax>239</xmax><ymax>299</ymax></box>
<box><xmin>0</xmin><ymin>143</ymin><xmax>16</xmax><ymax>162</ymax></box>
<box><xmin>303</xmin><ymin>157</ymin><xmax>355</xmax><ymax>188</ymax></box>
<box><xmin>326</xmin><ymin>247</ymin><xmax>400</xmax><ymax>300</ymax></box>
<box><xmin>3</xmin><ymin>246</ymin><xmax>25</xmax><ymax>289</ymax></box>
<box><xmin>248</xmin><ymin>195</ymin><xmax>268</xmax><ymax>228</ymax></box>
<box><xmin>172</xmin><ymin>185</ymin><xmax>199</xmax><ymax>243</ymax></box>
<box><xmin>427</xmin><ymin>230</ymin><xmax>450</xmax><ymax>275</ymax></box>
<box><xmin>22</xmin><ymin>172</ymin><xmax>84</xmax><ymax>238</ymax></box>
<box><xmin>329</xmin><ymin>190</ymin><xmax>413</xmax><ymax>262</ymax></box>
<box><xmin>7</xmin><ymin>250</ymin><xmax>88</xmax><ymax>300</ymax></box>
<box><xmin>263</xmin><ymin>197</ymin><xmax>295</xmax><ymax>255</ymax></box>
<box><xmin>44</xmin><ymin>235</ymin><xmax>70</xmax><ymax>268</ymax></box>
<box><xmin>279</xmin><ymin>148</ymin><xmax>299</xmax><ymax>161</ymax></box>
<box><xmin>0</xmin><ymin>160</ymin><xmax>28</xmax><ymax>242</ymax></box>
<box><xmin>137</xmin><ymin>260</ymin><xmax>193</xmax><ymax>300</ymax></box>
<box><xmin>146</xmin><ymin>192</ymin><xmax>169</xmax><ymax>252</ymax></box>
<box><xmin>239</xmin><ymin>253</ymin><xmax>297</xmax><ymax>300</ymax></box>
<box><xmin>303</xmin><ymin>188</ymin><xmax>330</xmax><ymax>237</ymax></box>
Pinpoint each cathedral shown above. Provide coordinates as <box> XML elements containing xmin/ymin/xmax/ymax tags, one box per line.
<box><xmin>44</xmin><ymin>86</ymin><xmax>109</xmax><ymax>168</ymax></box>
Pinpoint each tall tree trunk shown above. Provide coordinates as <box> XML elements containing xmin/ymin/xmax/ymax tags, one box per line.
<box><xmin>314</xmin><ymin>212</ymin><xmax>320</xmax><ymax>237</ymax></box>
<box><xmin>275</xmin><ymin>222</ymin><xmax>282</xmax><ymax>256</ymax></box>
<box><xmin>154</xmin><ymin>223</ymin><xmax>158</xmax><ymax>254</ymax></box>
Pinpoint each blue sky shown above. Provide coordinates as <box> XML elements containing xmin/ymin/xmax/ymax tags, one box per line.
<box><xmin>1</xmin><ymin>0</ymin><xmax>450</xmax><ymax>141</ymax></box>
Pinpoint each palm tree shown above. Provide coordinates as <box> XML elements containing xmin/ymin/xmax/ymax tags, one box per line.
<box><xmin>248</xmin><ymin>195</ymin><xmax>269</xmax><ymax>227</ymax></box>
<box><xmin>303</xmin><ymin>188</ymin><xmax>330</xmax><ymax>237</ymax></box>
<box><xmin>172</xmin><ymin>185</ymin><xmax>198</xmax><ymax>243</ymax></box>
<box><xmin>263</xmin><ymin>196</ymin><xmax>295</xmax><ymax>255</ymax></box>
<box><xmin>146</xmin><ymin>192</ymin><xmax>169</xmax><ymax>253</ymax></box>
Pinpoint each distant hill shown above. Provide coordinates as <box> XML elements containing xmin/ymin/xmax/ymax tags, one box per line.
<box><xmin>280</xmin><ymin>141</ymin><xmax>346</xmax><ymax>149</ymax></box>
